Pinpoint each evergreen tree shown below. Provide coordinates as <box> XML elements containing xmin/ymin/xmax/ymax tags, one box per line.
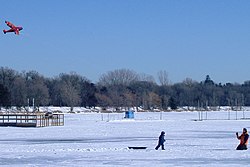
<box><xmin>168</xmin><ymin>97</ymin><xmax>177</xmax><ymax>110</ymax></box>
<box><xmin>0</xmin><ymin>84</ymin><xmax>11</xmax><ymax>109</ymax></box>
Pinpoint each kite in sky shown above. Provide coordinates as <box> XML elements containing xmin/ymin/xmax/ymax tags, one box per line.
<box><xmin>3</xmin><ymin>21</ymin><xmax>23</xmax><ymax>35</ymax></box>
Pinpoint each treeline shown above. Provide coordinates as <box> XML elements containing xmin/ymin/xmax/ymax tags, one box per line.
<box><xmin>0</xmin><ymin>67</ymin><xmax>250</xmax><ymax>111</ymax></box>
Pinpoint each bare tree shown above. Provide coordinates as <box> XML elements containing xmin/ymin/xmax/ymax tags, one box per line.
<box><xmin>122</xmin><ymin>88</ymin><xmax>137</xmax><ymax>110</ymax></box>
<box><xmin>182</xmin><ymin>78</ymin><xmax>198</xmax><ymax>87</ymax></box>
<box><xmin>60</xmin><ymin>79</ymin><xmax>81</xmax><ymax>112</ymax></box>
<box><xmin>95</xmin><ymin>93</ymin><xmax>112</xmax><ymax>109</ymax></box>
<box><xmin>12</xmin><ymin>75</ymin><xmax>27</xmax><ymax>108</ymax></box>
<box><xmin>26</xmin><ymin>71</ymin><xmax>50</xmax><ymax>111</ymax></box>
<box><xmin>58</xmin><ymin>72</ymin><xmax>83</xmax><ymax>112</ymax></box>
<box><xmin>158</xmin><ymin>70</ymin><xmax>170</xmax><ymax>86</ymax></box>
<box><xmin>148</xmin><ymin>92</ymin><xmax>161</xmax><ymax>109</ymax></box>
<box><xmin>98</xmin><ymin>69</ymin><xmax>139</xmax><ymax>86</ymax></box>
<box><xmin>139</xmin><ymin>73</ymin><xmax>156</xmax><ymax>83</ymax></box>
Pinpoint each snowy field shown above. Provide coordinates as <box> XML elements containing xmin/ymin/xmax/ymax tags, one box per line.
<box><xmin>0</xmin><ymin>111</ymin><xmax>250</xmax><ymax>167</ymax></box>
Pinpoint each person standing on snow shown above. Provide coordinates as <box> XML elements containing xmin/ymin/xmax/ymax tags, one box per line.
<box><xmin>236</xmin><ymin>128</ymin><xmax>249</xmax><ymax>150</ymax></box>
<box><xmin>155</xmin><ymin>131</ymin><xmax>166</xmax><ymax>150</ymax></box>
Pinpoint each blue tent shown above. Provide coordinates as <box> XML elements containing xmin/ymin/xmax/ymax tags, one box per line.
<box><xmin>124</xmin><ymin>110</ymin><xmax>134</xmax><ymax>119</ymax></box>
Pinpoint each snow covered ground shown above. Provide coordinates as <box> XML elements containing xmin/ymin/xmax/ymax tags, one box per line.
<box><xmin>0</xmin><ymin>111</ymin><xmax>250</xmax><ymax>166</ymax></box>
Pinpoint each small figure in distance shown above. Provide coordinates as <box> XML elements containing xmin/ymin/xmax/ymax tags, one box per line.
<box><xmin>236</xmin><ymin>128</ymin><xmax>249</xmax><ymax>150</ymax></box>
<box><xmin>155</xmin><ymin>131</ymin><xmax>166</xmax><ymax>150</ymax></box>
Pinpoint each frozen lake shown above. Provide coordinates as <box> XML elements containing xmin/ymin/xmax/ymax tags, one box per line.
<box><xmin>0</xmin><ymin>111</ymin><xmax>250</xmax><ymax>166</ymax></box>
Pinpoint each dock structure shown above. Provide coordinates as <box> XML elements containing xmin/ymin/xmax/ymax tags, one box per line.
<box><xmin>0</xmin><ymin>113</ymin><xmax>64</xmax><ymax>127</ymax></box>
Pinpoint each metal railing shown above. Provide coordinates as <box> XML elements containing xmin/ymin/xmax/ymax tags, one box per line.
<box><xmin>0</xmin><ymin>113</ymin><xmax>64</xmax><ymax>127</ymax></box>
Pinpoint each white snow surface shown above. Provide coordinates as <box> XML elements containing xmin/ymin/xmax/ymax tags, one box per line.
<box><xmin>0</xmin><ymin>111</ymin><xmax>250</xmax><ymax>166</ymax></box>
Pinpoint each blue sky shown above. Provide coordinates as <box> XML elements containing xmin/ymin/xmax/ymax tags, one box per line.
<box><xmin>1</xmin><ymin>0</ymin><xmax>250</xmax><ymax>84</ymax></box>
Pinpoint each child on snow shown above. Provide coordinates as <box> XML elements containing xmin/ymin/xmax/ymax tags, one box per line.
<box><xmin>155</xmin><ymin>131</ymin><xmax>166</xmax><ymax>150</ymax></box>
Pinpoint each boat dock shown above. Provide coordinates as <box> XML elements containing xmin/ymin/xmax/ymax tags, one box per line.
<box><xmin>0</xmin><ymin>113</ymin><xmax>64</xmax><ymax>127</ymax></box>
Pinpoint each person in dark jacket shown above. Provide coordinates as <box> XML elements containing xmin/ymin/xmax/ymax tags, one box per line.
<box><xmin>236</xmin><ymin>128</ymin><xmax>249</xmax><ymax>150</ymax></box>
<box><xmin>155</xmin><ymin>131</ymin><xmax>166</xmax><ymax>150</ymax></box>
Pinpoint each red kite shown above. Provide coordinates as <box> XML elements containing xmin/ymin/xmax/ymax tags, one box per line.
<box><xmin>3</xmin><ymin>21</ymin><xmax>23</xmax><ymax>35</ymax></box>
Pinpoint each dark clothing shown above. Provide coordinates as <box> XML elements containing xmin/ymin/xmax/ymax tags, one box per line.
<box><xmin>236</xmin><ymin>132</ymin><xmax>249</xmax><ymax>150</ymax></box>
<box><xmin>155</xmin><ymin>133</ymin><xmax>165</xmax><ymax>150</ymax></box>
<box><xmin>236</xmin><ymin>144</ymin><xmax>247</xmax><ymax>150</ymax></box>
